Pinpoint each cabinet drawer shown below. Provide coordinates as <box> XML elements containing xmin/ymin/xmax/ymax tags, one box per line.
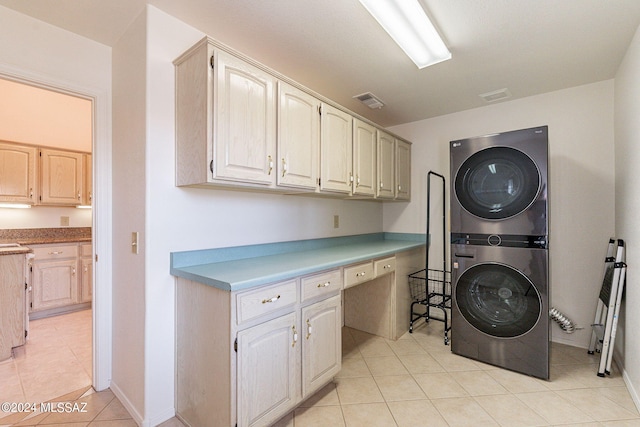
<box><xmin>32</xmin><ymin>244</ymin><xmax>78</xmax><ymax>260</ymax></box>
<box><xmin>374</xmin><ymin>256</ymin><xmax>396</xmax><ymax>277</ymax></box>
<box><xmin>301</xmin><ymin>269</ymin><xmax>341</xmax><ymax>303</ymax></box>
<box><xmin>80</xmin><ymin>244</ymin><xmax>92</xmax><ymax>257</ymax></box>
<box><xmin>236</xmin><ymin>280</ymin><xmax>297</xmax><ymax>324</ymax></box>
<box><xmin>343</xmin><ymin>262</ymin><xmax>374</xmax><ymax>289</ymax></box>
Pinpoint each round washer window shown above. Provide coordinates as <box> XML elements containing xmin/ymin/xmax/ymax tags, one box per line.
<box><xmin>455</xmin><ymin>146</ymin><xmax>540</xmax><ymax>220</ymax></box>
<box><xmin>455</xmin><ymin>263</ymin><xmax>541</xmax><ymax>338</ymax></box>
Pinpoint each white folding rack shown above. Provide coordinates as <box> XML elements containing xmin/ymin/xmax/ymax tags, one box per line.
<box><xmin>588</xmin><ymin>239</ymin><xmax>627</xmax><ymax>377</ymax></box>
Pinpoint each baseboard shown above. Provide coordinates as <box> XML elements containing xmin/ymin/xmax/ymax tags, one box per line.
<box><xmin>109</xmin><ymin>380</ymin><xmax>144</xmax><ymax>426</ymax></box>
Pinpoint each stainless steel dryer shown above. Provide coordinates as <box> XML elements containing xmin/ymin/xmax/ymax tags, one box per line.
<box><xmin>450</xmin><ymin>126</ymin><xmax>548</xmax><ymax>236</ymax></box>
<box><xmin>451</xmin><ymin>236</ymin><xmax>549</xmax><ymax>379</ymax></box>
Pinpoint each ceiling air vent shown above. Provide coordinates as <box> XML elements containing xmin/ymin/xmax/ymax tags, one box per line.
<box><xmin>353</xmin><ymin>92</ymin><xmax>385</xmax><ymax>109</ymax></box>
<box><xmin>479</xmin><ymin>88</ymin><xmax>511</xmax><ymax>103</ymax></box>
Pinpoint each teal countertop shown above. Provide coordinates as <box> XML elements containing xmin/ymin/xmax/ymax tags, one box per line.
<box><xmin>170</xmin><ymin>233</ymin><xmax>426</xmax><ymax>291</ymax></box>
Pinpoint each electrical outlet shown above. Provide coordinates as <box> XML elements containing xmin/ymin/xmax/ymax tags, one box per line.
<box><xmin>60</xmin><ymin>216</ymin><xmax>69</xmax><ymax>227</ymax></box>
<box><xmin>333</xmin><ymin>215</ymin><xmax>339</xmax><ymax>228</ymax></box>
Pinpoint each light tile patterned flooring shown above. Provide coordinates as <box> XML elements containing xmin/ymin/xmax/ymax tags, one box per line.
<box><xmin>2</xmin><ymin>311</ymin><xmax>639</xmax><ymax>426</ymax></box>
<box><xmin>274</xmin><ymin>322</ymin><xmax>640</xmax><ymax>427</ymax></box>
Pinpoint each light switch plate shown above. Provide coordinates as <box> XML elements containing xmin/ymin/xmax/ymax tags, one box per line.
<box><xmin>131</xmin><ymin>232</ymin><xmax>139</xmax><ymax>254</ymax></box>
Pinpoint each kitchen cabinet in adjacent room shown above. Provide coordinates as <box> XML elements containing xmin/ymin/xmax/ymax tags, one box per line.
<box><xmin>31</xmin><ymin>244</ymin><xmax>78</xmax><ymax>312</ymax></box>
<box><xmin>0</xmin><ymin>253</ymin><xmax>27</xmax><ymax>361</ymax></box>
<box><xmin>39</xmin><ymin>148</ymin><xmax>84</xmax><ymax>205</ymax></box>
<box><xmin>0</xmin><ymin>142</ymin><xmax>37</xmax><ymax>204</ymax></box>
<box><xmin>80</xmin><ymin>243</ymin><xmax>93</xmax><ymax>303</ymax></box>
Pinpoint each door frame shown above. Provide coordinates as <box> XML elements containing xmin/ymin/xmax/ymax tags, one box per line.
<box><xmin>0</xmin><ymin>66</ymin><xmax>113</xmax><ymax>391</ymax></box>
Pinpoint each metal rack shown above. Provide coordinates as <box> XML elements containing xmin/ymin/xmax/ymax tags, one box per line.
<box><xmin>408</xmin><ymin>171</ymin><xmax>451</xmax><ymax>344</ymax></box>
<box><xmin>588</xmin><ymin>238</ymin><xmax>627</xmax><ymax>377</ymax></box>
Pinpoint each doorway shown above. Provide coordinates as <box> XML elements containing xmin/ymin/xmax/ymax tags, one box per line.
<box><xmin>0</xmin><ymin>74</ymin><xmax>109</xmax><ymax>400</ymax></box>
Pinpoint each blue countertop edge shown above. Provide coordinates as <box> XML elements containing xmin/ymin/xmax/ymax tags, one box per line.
<box><xmin>170</xmin><ymin>232</ymin><xmax>426</xmax><ymax>292</ymax></box>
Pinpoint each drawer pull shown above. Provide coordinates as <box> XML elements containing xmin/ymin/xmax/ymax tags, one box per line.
<box><xmin>292</xmin><ymin>325</ymin><xmax>298</xmax><ymax>347</ymax></box>
<box><xmin>306</xmin><ymin>319</ymin><xmax>312</xmax><ymax>339</ymax></box>
<box><xmin>261</xmin><ymin>295</ymin><xmax>281</xmax><ymax>304</ymax></box>
<box><xmin>317</xmin><ymin>281</ymin><xmax>331</xmax><ymax>288</ymax></box>
<box><xmin>384</xmin><ymin>264</ymin><xmax>392</xmax><ymax>269</ymax></box>
<box><xmin>355</xmin><ymin>272</ymin><xmax>367</xmax><ymax>277</ymax></box>
<box><xmin>48</xmin><ymin>251</ymin><xmax>64</xmax><ymax>255</ymax></box>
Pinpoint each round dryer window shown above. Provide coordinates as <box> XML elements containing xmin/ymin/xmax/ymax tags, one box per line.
<box><xmin>454</xmin><ymin>146</ymin><xmax>541</xmax><ymax>220</ymax></box>
<box><xmin>455</xmin><ymin>263</ymin><xmax>541</xmax><ymax>338</ymax></box>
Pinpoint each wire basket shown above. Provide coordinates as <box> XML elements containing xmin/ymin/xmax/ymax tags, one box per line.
<box><xmin>409</xmin><ymin>269</ymin><xmax>451</xmax><ymax>305</ymax></box>
<box><xmin>408</xmin><ymin>268</ymin><xmax>452</xmax><ymax>343</ymax></box>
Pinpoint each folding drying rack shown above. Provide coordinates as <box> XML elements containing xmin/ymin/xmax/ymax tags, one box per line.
<box><xmin>588</xmin><ymin>238</ymin><xmax>627</xmax><ymax>377</ymax></box>
<box><xmin>408</xmin><ymin>171</ymin><xmax>451</xmax><ymax>344</ymax></box>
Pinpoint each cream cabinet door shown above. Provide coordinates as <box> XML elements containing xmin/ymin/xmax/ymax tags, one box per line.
<box><xmin>396</xmin><ymin>139</ymin><xmax>411</xmax><ymax>201</ymax></box>
<box><xmin>39</xmin><ymin>148</ymin><xmax>83</xmax><ymax>205</ymax></box>
<box><xmin>213</xmin><ymin>50</ymin><xmax>277</xmax><ymax>186</ymax></box>
<box><xmin>83</xmin><ymin>153</ymin><xmax>92</xmax><ymax>206</ymax></box>
<box><xmin>0</xmin><ymin>142</ymin><xmax>36</xmax><ymax>204</ymax></box>
<box><xmin>277</xmin><ymin>82</ymin><xmax>320</xmax><ymax>190</ymax></box>
<box><xmin>237</xmin><ymin>312</ymin><xmax>299</xmax><ymax>427</ymax></box>
<box><xmin>32</xmin><ymin>259</ymin><xmax>77</xmax><ymax>311</ymax></box>
<box><xmin>352</xmin><ymin>119</ymin><xmax>376</xmax><ymax>197</ymax></box>
<box><xmin>376</xmin><ymin>131</ymin><xmax>395</xmax><ymax>199</ymax></box>
<box><xmin>301</xmin><ymin>295</ymin><xmax>341</xmax><ymax>398</ymax></box>
<box><xmin>320</xmin><ymin>103</ymin><xmax>352</xmax><ymax>194</ymax></box>
<box><xmin>80</xmin><ymin>258</ymin><xmax>93</xmax><ymax>303</ymax></box>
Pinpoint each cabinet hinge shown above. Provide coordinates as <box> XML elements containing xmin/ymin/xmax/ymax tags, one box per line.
<box><xmin>210</xmin><ymin>55</ymin><xmax>214</xmax><ymax>70</ymax></box>
<box><xmin>210</xmin><ymin>160</ymin><xmax>214</xmax><ymax>174</ymax></box>
<box><xmin>234</xmin><ymin>338</ymin><xmax>238</xmax><ymax>352</ymax></box>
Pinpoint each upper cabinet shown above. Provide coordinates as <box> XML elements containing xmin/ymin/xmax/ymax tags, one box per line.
<box><xmin>39</xmin><ymin>148</ymin><xmax>84</xmax><ymax>206</ymax></box>
<box><xmin>352</xmin><ymin>119</ymin><xmax>376</xmax><ymax>197</ymax></box>
<box><xmin>278</xmin><ymin>82</ymin><xmax>320</xmax><ymax>190</ymax></box>
<box><xmin>376</xmin><ymin>131</ymin><xmax>396</xmax><ymax>200</ymax></box>
<box><xmin>174</xmin><ymin>37</ymin><xmax>410</xmax><ymax>201</ymax></box>
<box><xmin>320</xmin><ymin>103</ymin><xmax>352</xmax><ymax>194</ymax></box>
<box><xmin>0</xmin><ymin>142</ymin><xmax>37</xmax><ymax>204</ymax></box>
<box><xmin>396</xmin><ymin>139</ymin><xmax>411</xmax><ymax>201</ymax></box>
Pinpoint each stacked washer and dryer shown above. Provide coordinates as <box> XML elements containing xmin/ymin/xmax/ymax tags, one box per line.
<box><xmin>449</xmin><ymin>126</ymin><xmax>550</xmax><ymax>379</ymax></box>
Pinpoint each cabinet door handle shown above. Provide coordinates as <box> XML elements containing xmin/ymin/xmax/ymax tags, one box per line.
<box><xmin>317</xmin><ymin>281</ymin><xmax>330</xmax><ymax>288</ymax></box>
<box><xmin>292</xmin><ymin>325</ymin><xmax>298</xmax><ymax>347</ymax></box>
<box><xmin>356</xmin><ymin>176</ymin><xmax>360</xmax><ymax>187</ymax></box>
<box><xmin>282</xmin><ymin>158</ymin><xmax>287</xmax><ymax>177</ymax></box>
<box><xmin>30</xmin><ymin>188</ymin><xmax>33</xmax><ymax>199</ymax></box>
<box><xmin>267</xmin><ymin>155</ymin><xmax>273</xmax><ymax>175</ymax></box>
<box><xmin>349</xmin><ymin>172</ymin><xmax>354</xmax><ymax>183</ymax></box>
<box><xmin>261</xmin><ymin>295</ymin><xmax>281</xmax><ymax>304</ymax></box>
<box><xmin>380</xmin><ymin>182</ymin><xmax>384</xmax><ymax>189</ymax></box>
<box><xmin>77</xmin><ymin>191</ymin><xmax>81</xmax><ymax>200</ymax></box>
<box><xmin>72</xmin><ymin>268</ymin><xmax>76</xmax><ymax>276</ymax></box>
<box><xmin>306</xmin><ymin>319</ymin><xmax>312</xmax><ymax>339</ymax></box>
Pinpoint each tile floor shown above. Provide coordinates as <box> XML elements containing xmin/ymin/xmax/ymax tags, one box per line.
<box><xmin>273</xmin><ymin>322</ymin><xmax>640</xmax><ymax>427</ymax></box>
<box><xmin>2</xmin><ymin>311</ymin><xmax>639</xmax><ymax>426</ymax></box>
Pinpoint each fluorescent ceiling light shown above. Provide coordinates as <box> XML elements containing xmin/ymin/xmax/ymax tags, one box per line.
<box><xmin>359</xmin><ymin>0</ymin><xmax>451</xmax><ymax>69</ymax></box>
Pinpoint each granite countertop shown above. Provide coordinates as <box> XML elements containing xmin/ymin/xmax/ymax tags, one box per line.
<box><xmin>0</xmin><ymin>245</ymin><xmax>32</xmax><ymax>256</ymax></box>
<box><xmin>171</xmin><ymin>232</ymin><xmax>426</xmax><ymax>292</ymax></box>
<box><xmin>0</xmin><ymin>227</ymin><xmax>92</xmax><ymax>246</ymax></box>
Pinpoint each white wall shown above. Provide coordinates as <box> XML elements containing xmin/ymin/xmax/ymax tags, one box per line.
<box><xmin>614</xmin><ymin>23</ymin><xmax>640</xmax><ymax>410</ymax></box>
<box><xmin>0</xmin><ymin>207</ymin><xmax>91</xmax><ymax>228</ymax></box>
<box><xmin>111</xmin><ymin>9</ymin><xmax>148</xmax><ymax>423</ymax></box>
<box><xmin>111</xmin><ymin>6</ymin><xmax>384</xmax><ymax>424</ymax></box>
<box><xmin>386</xmin><ymin>81</ymin><xmax>616</xmax><ymax>348</ymax></box>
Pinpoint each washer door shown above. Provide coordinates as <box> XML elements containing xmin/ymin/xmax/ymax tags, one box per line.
<box><xmin>455</xmin><ymin>263</ymin><xmax>541</xmax><ymax>338</ymax></box>
<box><xmin>454</xmin><ymin>146</ymin><xmax>541</xmax><ymax>220</ymax></box>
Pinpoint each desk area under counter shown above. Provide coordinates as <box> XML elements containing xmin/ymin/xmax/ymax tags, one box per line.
<box><xmin>170</xmin><ymin>233</ymin><xmax>425</xmax><ymax>427</ymax></box>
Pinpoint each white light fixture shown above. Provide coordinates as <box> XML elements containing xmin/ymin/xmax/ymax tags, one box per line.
<box><xmin>359</xmin><ymin>0</ymin><xmax>451</xmax><ymax>69</ymax></box>
<box><xmin>0</xmin><ymin>203</ymin><xmax>32</xmax><ymax>209</ymax></box>
<box><xmin>76</xmin><ymin>205</ymin><xmax>92</xmax><ymax>209</ymax></box>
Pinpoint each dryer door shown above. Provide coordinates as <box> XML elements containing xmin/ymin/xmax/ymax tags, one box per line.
<box><xmin>455</xmin><ymin>262</ymin><xmax>541</xmax><ymax>338</ymax></box>
<box><xmin>454</xmin><ymin>146</ymin><xmax>541</xmax><ymax>220</ymax></box>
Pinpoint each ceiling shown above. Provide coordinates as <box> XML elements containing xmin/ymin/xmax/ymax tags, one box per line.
<box><xmin>2</xmin><ymin>0</ymin><xmax>640</xmax><ymax>127</ymax></box>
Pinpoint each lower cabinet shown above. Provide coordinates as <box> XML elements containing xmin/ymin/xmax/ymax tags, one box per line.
<box><xmin>176</xmin><ymin>269</ymin><xmax>342</xmax><ymax>427</ymax></box>
<box><xmin>30</xmin><ymin>242</ymin><xmax>92</xmax><ymax>316</ymax></box>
